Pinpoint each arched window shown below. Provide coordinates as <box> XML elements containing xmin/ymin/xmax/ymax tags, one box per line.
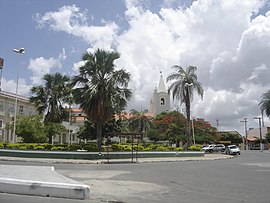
<box><xmin>160</xmin><ymin>98</ymin><xmax>165</xmax><ymax>105</ymax></box>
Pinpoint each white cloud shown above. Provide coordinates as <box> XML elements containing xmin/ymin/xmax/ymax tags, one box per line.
<box><xmin>34</xmin><ymin>5</ymin><xmax>118</xmax><ymax>50</ymax></box>
<box><xmin>28</xmin><ymin>49</ymin><xmax>66</xmax><ymax>85</ymax></box>
<box><xmin>2</xmin><ymin>78</ymin><xmax>31</xmax><ymax>96</ymax></box>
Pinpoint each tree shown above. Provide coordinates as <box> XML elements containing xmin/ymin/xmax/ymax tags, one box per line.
<box><xmin>30</xmin><ymin>73</ymin><xmax>71</xmax><ymax>143</ymax></box>
<box><xmin>128</xmin><ymin>109</ymin><xmax>153</xmax><ymax>133</ymax></box>
<box><xmin>144</xmin><ymin>111</ymin><xmax>185</xmax><ymax>146</ymax></box>
<box><xmin>44</xmin><ymin>122</ymin><xmax>66</xmax><ymax>143</ymax></box>
<box><xmin>167</xmin><ymin>65</ymin><xmax>204</xmax><ymax>148</ymax></box>
<box><xmin>192</xmin><ymin>118</ymin><xmax>218</xmax><ymax>144</ymax></box>
<box><xmin>265</xmin><ymin>132</ymin><xmax>270</xmax><ymax>143</ymax></box>
<box><xmin>259</xmin><ymin>90</ymin><xmax>270</xmax><ymax>117</ymax></box>
<box><xmin>16</xmin><ymin>115</ymin><xmax>47</xmax><ymax>143</ymax></box>
<box><xmin>30</xmin><ymin>72</ymin><xmax>70</xmax><ymax>123</ymax></box>
<box><xmin>71</xmin><ymin>49</ymin><xmax>132</xmax><ymax>152</ymax></box>
<box><xmin>77</xmin><ymin>118</ymin><xmax>123</xmax><ymax>141</ymax></box>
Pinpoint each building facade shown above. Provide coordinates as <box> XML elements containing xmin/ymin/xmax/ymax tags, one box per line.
<box><xmin>247</xmin><ymin>126</ymin><xmax>270</xmax><ymax>150</ymax></box>
<box><xmin>149</xmin><ymin>74</ymin><xmax>170</xmax><ymax>116</ymax></box>
<box><xmin>0</xmin><ymin>91</ymin><xmax>37</xmax><ymax>142</ymax></box>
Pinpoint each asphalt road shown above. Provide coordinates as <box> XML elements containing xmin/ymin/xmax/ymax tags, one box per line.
<box><xmin>0</xmin><ymin>151</ymin><xmax>270</xmax><ymax>203</ymax></box>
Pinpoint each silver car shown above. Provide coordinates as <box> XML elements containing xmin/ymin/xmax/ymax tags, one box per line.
<box><xmin>225</xmin><ymin>145</ymin><xmax>241</xmax><ymax>155</ymax></box>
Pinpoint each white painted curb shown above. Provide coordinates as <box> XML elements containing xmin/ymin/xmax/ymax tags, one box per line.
<box><xmin>0</xmin><ymin>177</ymin><xmax>90</xmax><ymax>199</ymax></box>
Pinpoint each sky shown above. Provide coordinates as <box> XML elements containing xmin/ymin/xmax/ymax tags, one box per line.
<box><xmin>1</xmin><ymin>0</ymin><xmax>270</xmax><ymax>136</ymax></box>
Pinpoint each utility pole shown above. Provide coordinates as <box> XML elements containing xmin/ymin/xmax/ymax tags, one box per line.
<box><xmin>240</xmin><ymin>118</ymin><xmax>248</xmax><ymax>150</ymax></box>
<box><xmin>254</xmin><ymin>117</ymin><xmax>263</xmax><ymax>152</ymax></box>
<box><xmin>216</xmin><ymin>119</ymin><xmax>219</xmax><ymax>130</ymax></box>
<box><xmin>261</xmin><ymin>109</ymin><xmax>264</xmax><ymax>127</ymax></box>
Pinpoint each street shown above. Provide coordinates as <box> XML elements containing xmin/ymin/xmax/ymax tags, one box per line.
<box><xmin>0</xmin><ymin>151</ymin><xmax>270</xmax><ymax>203</ymax></box>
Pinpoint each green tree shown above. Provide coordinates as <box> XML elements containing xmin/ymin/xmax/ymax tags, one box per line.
<box><xmin>44</xmin><ymin>122</ymin><xmax>66</xmax><ymax>143</ymax></box>
<box><xmin>167</xmin><ymin>65</ymin><xmax>204</xmax><ymax>148</ymax></box>
<box><xmin>77</xmin><ymin>118</ymin><xmax>123</xmax><ymax>141</ymax></box>
<box><xmin>265</xmin><ymin>132</ymin><xmax>270</xmax><ymax>143</ymax></box>
<box><xmin>192</xmin><ymin>119</ymin><xmax>218</xmax><ymax>144</ymax></box>
<box><xmin>16</xmin><ymin>115</ymin><xmax>47</xmax><ymax>143</ymax></box>
<box><xmin>71</xmin><ymin>49</ymin><xmax>132</xmax><ymax>152</ymax></box>
<box><xmin>30</xmin><ymin>73</ymin><xmax>70</xmax><ymax>143</ymax></box>
<box><xmin>152</xmin><ymin>111</ymin><xmax>186</xmax><ymax>146</ymax></box>
<box><xmin>259</xmin><ymin>90</ymin><xmax>270</xmax><ymax>117</ymax></box>
<box><xmin>128</xmin><ymin>109</ymin><xmax>153</xmax><ymax>133</ymax></box>
<box><xmin>30</xmin><ymin>73</ymin><xmax>71</xmax><ymax>123</ymax></box>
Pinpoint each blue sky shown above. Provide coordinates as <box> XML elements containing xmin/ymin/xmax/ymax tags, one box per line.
<box><xmin>1</xmin><ymin>0</ymin><xmax>270</xmax><ymax>134</ymax></box>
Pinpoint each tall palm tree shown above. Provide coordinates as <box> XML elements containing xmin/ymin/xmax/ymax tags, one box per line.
<box><xmin>30</xmin><ymin>72</ymin><xmax>71</xmax><ymax>123</ymax></box>
<box><xmin>30</xmin><ymin>73</ymin><xmax>70</xmax><ymax>143</ymax></box>
<box><xmin>71</xmin><ymin>49</ymin><xmax>132</xmax><ymax>152</ymax></box>
<box><xmin>128</xmin><ymin>109</ymin><xmax>153</xmax><ymax>133</ymax></box>
<box><xmin>259</xmin><ymin>90</ymin><xmax>270</xmax><ymax>117</ymax></box>
<box><xmin>166</xmin><ymin>65</ymin><xmax>203</xmax><ymax>148</ymax></box>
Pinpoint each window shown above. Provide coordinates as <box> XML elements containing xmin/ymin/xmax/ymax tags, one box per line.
<box><xmin>0</xmin><ymin>120</ymin><xmax>3</xmax><ymax>128</ymax></box>
<box><xmin>19</xmin><ymin>105</ymin><xmax>24</xmax><ymax>115</ymax></box>
<box><xmin>9</xmin><ymin>103</ymin><xmax>15</xmax><ymax>114</ymax></box>
<box><xmin>0</xmin><ymin>100</ymin><xmax>4</xmax><ymax>113</ymax></box>
<box><xmin>160</xmin><ymin>98</ymin><xmax>165</xmax><ymax>106</ymax></box>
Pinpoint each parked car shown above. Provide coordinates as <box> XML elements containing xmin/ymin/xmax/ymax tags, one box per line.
<box><xmin>202</xmin><ymin>144</ymin><xmax>225</xmax><ymax>153</ymax></box>
<box><xmin>214</xmin><ymin>144</ymin><xmax>226</xmax><ymax>152</ymax></box>
<box><xmin>225</xmin><ymin>145</ymin><xmax>241</xmax><ymax>155</ymax></box>
<box><xmin>202</xmin><ymin>144</ymin><xmax>215</xmax><ymax>153</ymax></box>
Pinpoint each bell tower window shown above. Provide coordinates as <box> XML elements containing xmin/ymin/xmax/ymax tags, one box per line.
<box><xmin>160</xmin><ymin>98</ymin><xmax>165</xmax><ymax>105</ymax></box>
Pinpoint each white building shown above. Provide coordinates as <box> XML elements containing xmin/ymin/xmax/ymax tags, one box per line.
<box><xmin>0</xmin><ymin>91</ymin><xmax>37</xmax><ymax>142</ymax></box>
<box><xmin>149</xmin><ymin>73</ymin><xmax>170</xmax><ymax>116</ymax></box>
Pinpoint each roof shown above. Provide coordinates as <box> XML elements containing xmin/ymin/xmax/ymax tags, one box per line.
<box><xmin>0</xmin><ymin>90</ymin><xmax>30</xmax><ymax>101</ymax></box>
<box><xmin>247</xmin><ymin>136</ymin><xmax>258</xmax><ymax>142</ymax></box>
<box><xmin>157</xmin><ymin>74</ymin><xmax>167</xmax><ymax>93</ymax></box>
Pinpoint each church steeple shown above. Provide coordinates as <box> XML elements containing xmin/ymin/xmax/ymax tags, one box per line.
<box><xmin>149</xmin><ymin>71</ymin><xmax>170</xmax><ymax>115</ymax></box>
<box><xmin>157</xmin><ymin>71</ymin><xmax>167</xmax><ymax>93</ymax></box>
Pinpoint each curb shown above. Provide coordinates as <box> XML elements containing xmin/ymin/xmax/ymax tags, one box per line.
<box><xmin>0</xmin><ymin>165</ymin><xmax>90</xmax><ymax>200</ymax></box>
<box><xmin>0</xmin><ymin>154</ymin><xmax>233</xmax><ymax>164</ymax></box>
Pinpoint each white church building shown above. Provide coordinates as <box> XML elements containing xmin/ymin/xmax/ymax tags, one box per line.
<box><xmin>149</xmin><ymin>73</ymin><xmax>170</xmax><ymax>116</ymax></box>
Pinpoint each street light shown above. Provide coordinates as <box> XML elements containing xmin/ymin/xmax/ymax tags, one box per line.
<box><xmin>12</xmin><ymin>48</ymin><xmax>25</xmax><ymax>143</ymax></box>
<box><xmin>254</xmin><ymin>117</ymin><xmax>263</xmax><ymax>152</ymax></box>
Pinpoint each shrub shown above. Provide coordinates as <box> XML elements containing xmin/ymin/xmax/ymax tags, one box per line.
<box><xmin>156</xmin><ymin>145</ymin><xmax>169</xmax><ymax>151</ymax></box>
<box><xmin>188</xmin><ymin>145</ymin><xmax>202</xmax><ymax>151</ymax></box>
<box><xmin>34</xmin><ymin>145</ymin><xmax>45</xmax><ymax>150</ymax></box>
<box><xmin>175</xmin><ymin>147</ymin><xmax>184</xmax><ymax>151</ymax></box>
<box><xmin>81</xmin><ymin>144</ymin><xmax>98</xmax><ymax>152</ymax></box>
<box><xmin>67</xmin><ymin>144</ymin><xmax>82</xmax><ymax>151</ymax></box>
<box><xmin>51</xmin><ymin>146</ymin><xmax>65</xmax><ymax>151</ymax></box>
<box><xmin>18</xmin><ymin>145</ymin><xmax>27</xmax><ymax>150</ymax></box>
<box><xmin>0</xmin><ymin>142</ymin><xmax>5</xmax><ymax>148</ymax></box>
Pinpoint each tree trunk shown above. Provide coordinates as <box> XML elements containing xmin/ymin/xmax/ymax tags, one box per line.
<box><xmin>185</xmin><ymin>89</ymin><xmax>191</xmax><ymax>150</ymax></box>
<box><xmin>96</xmin><ymin>122</ymin><xmax>102</xmax><ymax>153</ymax></box>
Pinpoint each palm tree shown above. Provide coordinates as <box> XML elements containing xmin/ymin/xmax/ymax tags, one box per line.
<box><xmin>128</xmin><ymin>109</ymin><xmax>153</xmax><ymax>133</ymax></box>
<box><xmin>71</xmin><ymin>49</ymin><xmax>132</xmax><ymax>152</ymax></box>
<box><xmin>259</xmin><ymin>90</ymin><xmax>270</xmax><ymax>117</ymax></box>
<box><xmin>166</xmin><ymin>65</ymin><xmax>203</xmax><ymax>148</ymax></box>
<box><xmin>30</xmin><ymin>73</ymin><xmax>70</xmax><ymax>143</ymax></box>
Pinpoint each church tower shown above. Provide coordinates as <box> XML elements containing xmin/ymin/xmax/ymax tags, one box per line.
<box><xmin>149</xmin><ymin>72</ymin><xmax>170</xmax><ymax>116</ymax></box>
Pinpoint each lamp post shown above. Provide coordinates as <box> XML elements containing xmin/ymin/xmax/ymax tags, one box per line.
<box><xmin>254</xmin><ymin>117</ymin><xmax>263</xmax><ymax>152</ymax></box>
<box><xmin>240</xmin><ymin>118</ymin><xmax>248</xmax><ymax>150</ymax></box>
<box><xmin>12</xmin><ymin>48</ymin><xmax>25</xmax><ymax>144</ymax></box>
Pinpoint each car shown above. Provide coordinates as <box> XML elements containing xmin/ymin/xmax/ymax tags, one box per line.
<box><xmin>213</xmin><ymin>144</ymin><xmax>226</xmax><ymax>152</ymax></box>
<box><xmin>202</xmin><ymin>144</ymin><xmax>215</xmax><ymax>153</ymax></box>
<box><xmin>225</xmin><ymin>145</ymin><xmax>241</xmax><ymax>155</ymax></box>
<box><xmin>202</xmin><ymin>144</ymin><xmax>226</xmax><ymax>153</ymax></box>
